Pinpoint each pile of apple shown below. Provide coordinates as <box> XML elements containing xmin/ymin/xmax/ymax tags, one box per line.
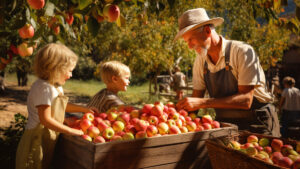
<box><xmin>227</xmin><ymin>135</ymin><xmax>300</xmax><ymax>168</ymax></box>
<box><xmin>66</xmin><ymin>101</ymin><xmax>221</xmax><ymax>144</ymax></box>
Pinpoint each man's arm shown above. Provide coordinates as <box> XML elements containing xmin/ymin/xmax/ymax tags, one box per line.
<box><xmin>176</xmin><ymin>85</ymin><xmax>254</xmax><ymax>111</ymax></box>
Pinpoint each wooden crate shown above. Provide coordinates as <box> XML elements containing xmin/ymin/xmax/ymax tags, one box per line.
<box><xmin>205</xmin><ymin>131</ymin><xmax>298</xmax><ymax>169</ymax></box>
<box><xmin>53</xmin><ymin>123</ymin><xmax>237</xmax><ymax>169</ymax></box>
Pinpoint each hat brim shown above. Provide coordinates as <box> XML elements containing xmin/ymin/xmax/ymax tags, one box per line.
<box><xmin>173</xmin><ymin>17</ymin><xmax>224</xmax><ymax>42</ymax></box>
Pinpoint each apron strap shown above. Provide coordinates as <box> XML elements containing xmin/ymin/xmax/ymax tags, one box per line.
<box><xmin>225</xmin><ymin>41</ymin><xmax>232</xmax><ymax>71</ymax></box>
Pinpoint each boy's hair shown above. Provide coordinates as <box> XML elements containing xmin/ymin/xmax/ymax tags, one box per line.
<box><xmin>283</xmin><ymin>76</ymin><xmax>295</xmax><ymax>87</ymax></box>
<box><xmin>100</xmin><ymin>61</ymin><xmax>130</xmax><ymax>84</ymax></box>
<box><xmin>34</xmin><ymin>43</ymin><xmax>78</xmax><ymax>84</ymax></box>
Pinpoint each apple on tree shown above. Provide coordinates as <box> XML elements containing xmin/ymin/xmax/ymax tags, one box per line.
<box><xmin>103</xmin><ymin>4</ymin><xmax>120</xmax><ymax>22</ymax></box>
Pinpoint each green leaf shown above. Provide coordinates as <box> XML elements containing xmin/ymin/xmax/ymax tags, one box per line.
<box><xmin>78</xmin><ymin>0</ymin><xmax>92</xmax><ymax>10</ymax></box>
<box><xmin>116</xmin><ymin>15</ymin><xmax>126</xmax><ymax>27</ymax></box>
<box><xmin>45</xmin><ymin>1</ymin><xmax>55</xmax><ymax>16</ymax></box>
<box><xmin>32</xmin><ymin>27</ymin><xmax>44</xmax><ymax>40</ymax></box>
<box><xmin>87</xmin><ymin>17</ymin><xmax>99</xmax><ymax>37</ymax></box>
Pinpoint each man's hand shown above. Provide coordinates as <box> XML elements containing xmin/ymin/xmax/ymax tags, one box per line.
<box><xmin>176</xmin><ymin>97</ymin><xmax>206</xmax><ymax>111</ymax></box>
<box><xmin>88</xmin><ymin>107</ymin><xmax>99</xmax><ymax>114</ymax></box>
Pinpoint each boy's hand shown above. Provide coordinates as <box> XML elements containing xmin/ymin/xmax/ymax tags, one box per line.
<box><xmin>88</xmin><ymin>107</ymin><xmax>99</xmax><ymax>114</ymax></box>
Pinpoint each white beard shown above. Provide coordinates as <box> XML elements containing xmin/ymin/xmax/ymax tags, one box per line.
<box><xmin>194</xmin><ymin>44</ymin><xmax>209</xmax><ymax>58</ymax></box>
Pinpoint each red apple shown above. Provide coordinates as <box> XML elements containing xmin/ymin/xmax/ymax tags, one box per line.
<box><xmin>272</xmin><ymin>152</ymin><xmax>284</xmax><ymax>164</ymax></box>
<box><xmin>196</xmin><ymin>125</ymin><xmax>204</xmax><ymax>132</ymax></box>
<box><xmin>135</xmin><ymin>131</ymin><xmax>147</xmax><ymax>139</ymax></box>
<box><xmin>179</xmin><ymin>109</ymin><xmax>188</xmax><ymax>117</ymax></box>
<box><xmin>18</xmin><ymin>24</ymin><xmax>34</xmax><ymax>39</ymax></box>
<box><xmin>83</xmin><ymin>112</ymin><xmax>94</xmax><ymax>121</ymax></box>
<box><xmin>176</xmin><ymin>119</ymin><xmax>183</xmax><ymax>128</ymax></box>
<box><xmin>202</xmin><ymin>123</ymin><xmax>212</xmax><ymax>130</ymax></box>
<box><xmin>93</xmin><ymin>117</ymin><xmax>103</xmax><ymax>126</ymax></box>
<box><xmin>247</xmin><ymin>135</ymin><xmax>258</xmax><ymax>143</ymax></box>
<box><xmin>112</xmin><ymin>121</ymin><xmax>125</xmax><ymax>133</ymax></box>
<box><xmin>140</xmin><ymin>113</ymin><xmax>148</xmax><ymax>121</ymax></box>
<box><xmin>194</xmin><ymin>118</ymin><xmax>202</xmax><ymax>126</ymax></box>
<box><xmin>124</xmin><ymin>124</ymin><xmax>136</xmax><ymax>134</ymax></box>
<box><xmin>141</xmin><ymin>104</ymin><xmax>154</xmax><ymax>114</ymax></box>
<box><xmin>148</xmin><ymin>115</ymin><xmax>159</xmax><ymax>126</ymax></box>
<box><xmin>185</xmin><ymin>116</ymin><xmax>192</xmax><ymax>122</ymax></box>
<box><xmin>107</xmin><ymin>111</ymin><xmax>118</xmax><ymax>122</ymax></box>
<box><xmin>117</xmin><ymin>113</ymin><xmax>130</xmax><ymax>124</ymax></box>
<box><xmin>211</xmin><ymin>121</ymin><xmax>220</xmax><ymax>128</ymax></box>
<box><xmin>17</xmin><ymin>43</ymin><xmax>33</xmax><ymax>57</ymax></box>
<box><xmin>122</xmin><ymin>132</ymin><xmax>135</xmax><ymax>140</ymax></box>
<box><xmin>10</xmin><ymin>44</ymin><xmax>18</xmax><ymax>55</ymax></box>
<box><xmin>27</xmin><ymin>0</ymin><xmax>45</xmax><ymax>9</ymax></box>
<box><xmin>186</xmin><ymin>121</ymin><xmax>197</xmax><ymax>132</ymax></box>
<box><xmin>159</xmin><ymin>113</ymin><xmax>168</xmax><ymax>123</ymax></box>
<box><xmin>130</xmin><ymin>118</ymin><xmax>139</xmax><ymax>125</ymax></box>
<box><xmin>65</xmin><ymin>12</ymin><xmax>74</xmax><ymax>25</ymax></box>
<box><xmin>111</xmin><ymin>135</ymin><xmax>123</xmax><ymax>142</ymax></box>
<box><xmin>81</xmin><ymin>134</ymin><xmax>92</xmax><ymax>142</ymax></box>
<box><xmin>134</xmin><ymin>120</ymin><xmax>148</xmax><ymax>131</ymax></box>
<box><xmin>167</xmin><ymin>107</ymin><xmax>177</xmax><ymax>115</ymax></box>
<box><xmin>167</xmin><ymin>119</ymin><xmax>176</xmax><ymax>128</ymax></box>
<box><xmin>102</xmin><ymin>127</ymin><xmax>115</xmax><ymax>140</ymax></box>
<box><xmin>98</xmin><ymin>113</ymin><xmax>108</xmax><ymax>119</ymax></box>
<box><xmin>146</xmin><ymin>125</ymin><xmax>158</xmax><ymax>137</ymax></box>
<box><xmin>130</xmin><ymin>109</ymin><xmax>140</xmax><ymax>118</ymax></box>
<box><xmin>169</xmin><ymin>125</ymin><xmax>181</xmax><ymax>135</ymax></box>
<box><xmin>151</xmin><ymin>105</ymin><xmax>164</xmax><ymax>117</ymax></box>
<box><xmin>264</xmin><ymin>146</ymin><xmax>272</xmax><ymax>154</ymax></box>
<box><xmin>166</xmin><ymin>102</ymin><xmax>175</xmax><ymax>108</ymax></box>
<box><xmin>169</xmin><ymin>111</ymin><xmax>180</xmax><ymax>121</ymax></box>
<box><xmin>281</xmin><ymin>144</ymin><xmax>294</xmax><ymax>156</ymax></box>
<box><xmin>271</xmin><ymin>139</ymin><xmax>283</xmax><ymax>152</ymax></box>
<box><xmin>202</xmin><ymin>114</ymin><xmax>213</xmax><ymax>124</ymax></box>
<box><xmin>180</xmin><ymin>126</ymin><xmax>189</xmax><ymax>133</ymax></box>
<box><xmin>278</xmin><ymin>157</ymin><xmax>293</xmax><ymax>168</ymax></box>
<box><xmin>157</xmin><ymin>122</ymin><xmax>169</xmax><ymax>135</ymax></box>
<box><xmin>53</xmin><ymin>25</ymin><xmax>60</xmax><ymax>35</ymax></box>
<box><xmin>80</xmin><ymin>119</ymin><xmax>93</xmax><ymax>132</ymax></box>
<box><xmin>87</xmin><ymin>126</ymin><xmax>100</xmax><ymax>138</ymax></box>
<box><xmin>93</xmin><ymin>136</ymin><xmax>105</xmax><ymax>143</ymax></box>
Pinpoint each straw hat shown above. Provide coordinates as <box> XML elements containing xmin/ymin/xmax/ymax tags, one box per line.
<box><xmin>174</xmin><ymin>8</ymin><xmax>224</xmax><ymax>41</ymax></box>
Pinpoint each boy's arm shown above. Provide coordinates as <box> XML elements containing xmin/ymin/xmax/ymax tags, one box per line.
<box><xmin>37</xmin><ymin>105</ymin><xmax>84</xmax><ymax>135</ymax></box>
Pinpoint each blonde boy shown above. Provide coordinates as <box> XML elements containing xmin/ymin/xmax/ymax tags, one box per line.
<box><xmin>87</xmin><ymin>61</ymin><xmax>131</xmax><ymax>113</ymax></box>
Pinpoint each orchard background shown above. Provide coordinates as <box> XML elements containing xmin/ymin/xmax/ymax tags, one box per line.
<box><xmin>1</xmin><ymin>0</ymin><xmax>299</xmax><ymax>89</ymax></box>
<box><xmin>0</xmin><ymin>0</ymin><xmax>300</xmax><ymax>168</ymax></box>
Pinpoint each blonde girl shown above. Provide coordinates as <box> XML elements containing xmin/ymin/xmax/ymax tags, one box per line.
<box><xmin>16</xmin><ymin>43</ymin><xmax>97</xmax><ymax>169</ymax></box>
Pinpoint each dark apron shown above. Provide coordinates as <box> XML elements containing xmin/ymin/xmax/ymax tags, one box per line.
<box><xmin>203</xmin><ymin>41</ymin><xmax>280</xmax><ymax>137</ymax></box>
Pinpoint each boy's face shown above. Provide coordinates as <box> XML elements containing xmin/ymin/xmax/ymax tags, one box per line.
<box><xmin>114</xmin><ymin>73</ymin><xmax>130</xmax><ymax>91</ymax></box>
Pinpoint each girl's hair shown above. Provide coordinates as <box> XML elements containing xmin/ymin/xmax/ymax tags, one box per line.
<box><xmin>100</xmin><ymin>61</ymin><xmax>130</xmax><ymax>84</ymax></box>
<box><xmin>34</xmin><ymin>43</ymin><xmax>78</xmax><ymax>84</ymax></box>
<box><xmin>283</xmin><ymin>76</ymin><xmax>295</xmax><ymax>87</ymax></box>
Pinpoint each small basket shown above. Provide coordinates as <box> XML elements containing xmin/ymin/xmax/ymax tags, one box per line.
<box><xmin>205</xmin><ymin>130</ymin><xmax>298</xmax><ymax>169</ymax></box>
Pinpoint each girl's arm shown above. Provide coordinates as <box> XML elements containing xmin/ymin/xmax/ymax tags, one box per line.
<box><xmin>37</xmin><ymin>105</ymin><xmax>84</xmax><ymax>136</ymax></box>
<box><xmin>66</xmin><ymin>103</ymin><xmax>99</xmax><ymax>114</ymax></box>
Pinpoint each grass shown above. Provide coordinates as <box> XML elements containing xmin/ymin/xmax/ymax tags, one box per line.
<box><xmin>5</xmin><ymin>73</ymin><xmax>166</xmax><ymax>106</ymax></box>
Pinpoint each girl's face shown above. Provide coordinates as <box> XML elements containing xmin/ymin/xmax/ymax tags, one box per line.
<box><xmin>58</xmin><ymin>64</ymin><xmax>76</xmax><ymax>85</ymax></box>
<box><xmin>115</xmin><ymin>73</ymin><xmax>130</xmax><ymax>91</ymax></box>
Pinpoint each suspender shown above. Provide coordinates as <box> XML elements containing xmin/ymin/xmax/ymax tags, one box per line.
<box><xmin>204</xmin><ymin>41</ymin><xmax>232</xmax><ymax>73</ymax></box>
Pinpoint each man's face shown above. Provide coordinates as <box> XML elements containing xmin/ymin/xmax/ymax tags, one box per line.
<box><xmin>182</xmin><ymin>27</ymin><xmax>210</xmax><ymax>57</ymax></box>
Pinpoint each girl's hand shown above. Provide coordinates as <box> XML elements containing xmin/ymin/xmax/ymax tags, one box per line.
<box><xmin>70</xmin><ymin>128</ymin><xmax>84</xmax><ymax>136</ymax></box>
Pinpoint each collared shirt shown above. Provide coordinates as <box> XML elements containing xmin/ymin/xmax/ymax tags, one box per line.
<box><xmin>193</xmin><ymin>36</ymin><xmax>273</xmax><ymax>103</ymax></box>
<box><xmin>282</xmin><ymin>87</ymin><xmax>300</xmax><ymax>111</ymax></box>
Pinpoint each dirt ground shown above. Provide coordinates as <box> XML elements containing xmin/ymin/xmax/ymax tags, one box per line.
<box><xmin>0</xmin><ymin>81</ymin><xmax>91</xmax><ymax>129</ymax></box>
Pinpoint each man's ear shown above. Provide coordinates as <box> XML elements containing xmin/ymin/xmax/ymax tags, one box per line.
<box><xmin>204</xmin><ymin>25</ymin><xmax>211</xmax><ymax>36</ymax></box>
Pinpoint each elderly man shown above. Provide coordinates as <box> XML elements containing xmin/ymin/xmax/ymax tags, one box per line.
<box><xmin>175</xmin><ymin>8</ymin><xmax>280</xmax><ymax>137</ymax></box>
